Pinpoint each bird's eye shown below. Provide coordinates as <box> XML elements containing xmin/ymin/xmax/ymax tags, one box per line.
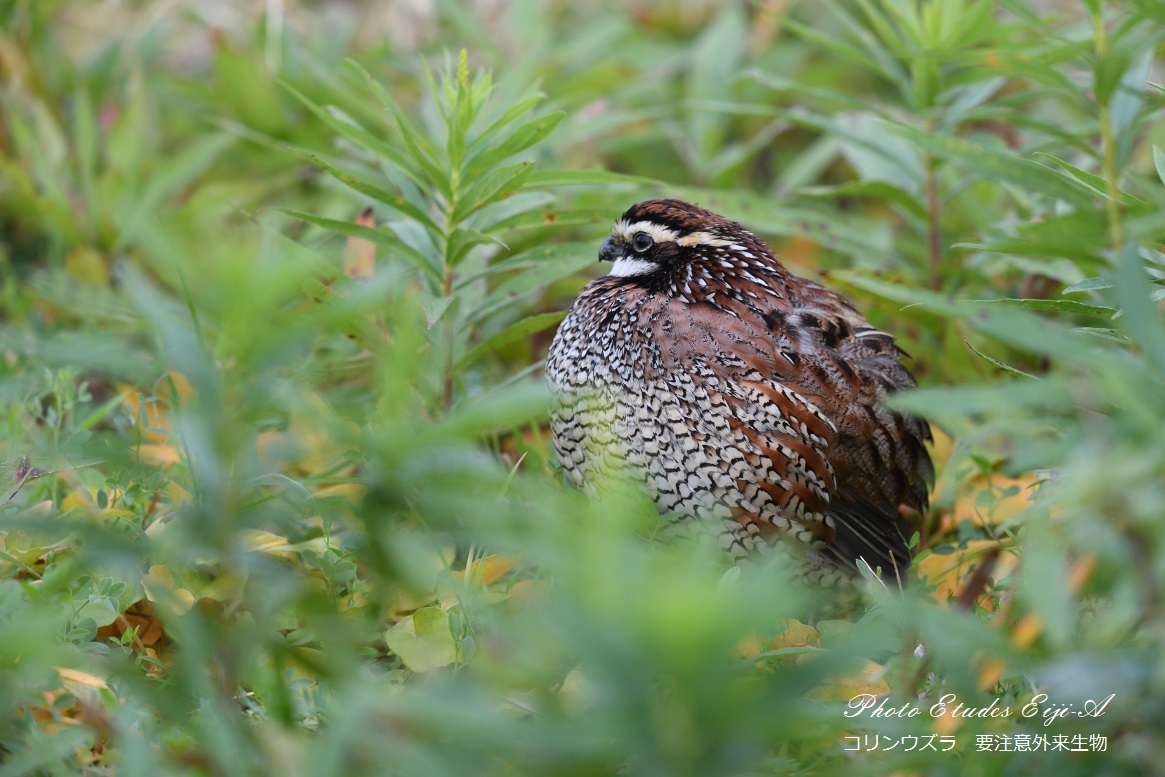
<box><xmin>631</xmin><ymin>232</ymin><xmax>654</xmax><ymax>253</ymax></box>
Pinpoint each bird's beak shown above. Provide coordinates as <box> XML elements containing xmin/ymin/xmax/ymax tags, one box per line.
<box><xmin>598</xmin><ymin>236</ymin><xmax>621</xmax><ymax>263</ymax></box>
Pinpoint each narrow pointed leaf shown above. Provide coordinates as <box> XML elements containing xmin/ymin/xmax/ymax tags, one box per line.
<box><xmin>458</xmin><ymin>311</ymin><xmax>567</xmax><ymax>368</ymax></box>
<box><xmin>280</xmin><ymin>208</ymin><xmax>440</xmax><ymax>281</ymax></box>
<box><xmin>294</xmin><ymin>149</ymin><xmax>440</xmax><ymax>232</ymax></box>
<box><xmin>464</xmin><ymin>112</ymin><xmax>566</xmax><ymax>179</ymax></box>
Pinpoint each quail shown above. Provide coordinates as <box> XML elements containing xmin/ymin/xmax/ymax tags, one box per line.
<box><xmin>546</xmin><ymin>199</ymin><xmax>933</xmax><ymax>580</ymax></box>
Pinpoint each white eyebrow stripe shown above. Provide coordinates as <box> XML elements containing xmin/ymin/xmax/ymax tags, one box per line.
<box><xmin>608</xmin><ymin>258</ymin><xmax>662</xmax><ymax>277</ymax></box>
<box><xmin>676</xmin><ymin>231</ymin><xmax>737</xmax><ymax>247</ymax></box>
<box><xmin>613</xmin><ymin>220</ymin><xmax>680</xmax><ymax>244</ymax></box>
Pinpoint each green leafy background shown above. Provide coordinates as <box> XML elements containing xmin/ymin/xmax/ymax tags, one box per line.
<box><xmin>1</xmin><ymin>0</ymin><xmax>1164</xmax><ymax>774</ymax></box>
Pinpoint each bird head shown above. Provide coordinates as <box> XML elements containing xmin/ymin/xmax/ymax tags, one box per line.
<box><xmin>598</xmin><ymin>199</ymin><xmax>780</xmax><ymax>291</ymax></box>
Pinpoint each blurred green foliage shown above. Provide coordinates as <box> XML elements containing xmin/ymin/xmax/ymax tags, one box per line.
<box><xmin>1</xmin><ymin>0</ymin><xmax>1164</xmax><ymax>775</ymax></box>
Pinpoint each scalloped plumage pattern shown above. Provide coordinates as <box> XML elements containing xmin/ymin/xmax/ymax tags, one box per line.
<box><xmin>546</xmin><ymin>199</ymin><xmax>933</xmax><ymax>580</ymax></box>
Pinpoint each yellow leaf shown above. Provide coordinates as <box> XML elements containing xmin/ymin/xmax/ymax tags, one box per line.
<box><xmin>737</xmin><ymin>634</ymin><xmax>764</xmax><ymax>661</ymax></box>
<box><xmin>238</xmin><ymin>529</ymin><xmax>297</xmax><ymax>559</ymax></box>
<box><xmin>933</xmin><ymin>706</ymin><xmax>961</xmax><ymax>736</ymax></box>
<box><xmin>56</xmin><ymin>667</ymin><xmax>108</xmax><ymax>689</ymax></box>
<box><xmin>313</xmin><ymin>483</ymin><xmax>367</xmax><ymax>501</ymax></box>
<box><xmin>559</xmin><ymin>668</ymin><xmax>597</xmax><ymax>712</ymax></box>
<box><xmin>165</xmin><ymin>371</ymin><xmax>194</xmax><ymax>402</ymax></box>
<box><xmin>929</xmin><ymin>427</ymin><xmax>956</xmax><ymax>474</ymax></box>
<box><xmin>137</xmin><ymin>444</ymin><xmax>182</xmax><ymax>467</ymax></box>
<box><xmin>60</xmin><ymin>488</ymin><xmax>134</xmax><ymax>520</ymax></box>
<box><xmin>915</xmin><ymin>540</ymin><xmax>1018</xmax><ymax>609</ymax></box>
<box><xmin>768</xmin><ymin>619</ymin><xmax>820</xmax><ymax>650</ymax></box>
<box><xmin>166</xmin><ymin>482</ymin><xmax>193</xmax><ymax>504</ymax></box>
<box><xmin>938</xmin><ymin>471</ymin><xmax>1039</xmax><ymax>533</ymax></box>
<box><xmin>61</xmin><ymin>490</ymin><xmax>89</xmax><ymax>513</ymax></box>
<box><xmin>141</xmin><ymin>565</ymin><xmax>196</xmax><ymax>614</ymax></box>
<box><xmin>977</xmin><ymin>657</ymin><xmax>1006</xmax><ymax>691</ymax></box>
<box><xmin>505</xmin><ymin>579</ymin><xmax>547</xmax><ymax>612</ymax></box>
<box><xmin>809</xmin><ymin>659</ymin><xmax>891</xmax><ymax>701</ymax></box>
<box><xmin>121</xmin><ymin>386</ymin><xmax>170</xmax><ymax>443</ymax></box>
<box><xmin>264</xmin><ymin>392</ymin><xmax>359</xmax><ymax>478</ymax></box>
<box><xmin>457</xmin><ymin>553</ymin><xmax>522</xmax><ymax>587</ymax></box>
<box><xmin>120</xmin><ymin>373</ymin><xmax>191</xmax><ymax>445</ymax></box>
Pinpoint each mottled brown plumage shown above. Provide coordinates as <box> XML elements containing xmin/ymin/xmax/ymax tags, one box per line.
<box><xmin>546</xmin><ymin>199</ymin><xmax>932</xmax><ymax>579</ymax></box>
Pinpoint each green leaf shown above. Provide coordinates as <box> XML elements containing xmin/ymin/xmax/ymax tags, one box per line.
<box><xmin>1153</xmin><ymin>146</ymin><xmax>1165</xmax><ymax>187</ymax></box>
<box><xmin>977</xmin><ymin>298</ymin><xmax>1116</xmax><ymax>318</ymax></box>
<box><xmin>445</xmin><ymin>226</ymin><xmax>508</xmax><ymax>268</ymax></box>
<box><xmin>464</xmin><ymin>112</ymin><xmax>565</xmax><ymax>179</ymax></box>
<box><xmin>834</xmin><ymin>271</ymin><xmax>1105</xmax><ymax>363</ymax></box>
<box><xmin>438</xmin><ymin>380</ymin><xmax>549</xmax><ymax>438</ymax></box>
<box><xmin>458</xmin><ymin>311</ymin><xmax>567</xmax><ymax>368</ymax></box>
<box><xmin>294</xmin><ymin>149</ymin><xmax>440</xmax><ymax>233</ymax></box>
<box><xmin>526</xmin><ymin>169</ymin><xmax>658</xmax><ymax>188</ymax></box>
<box><xmin>453</xmin><ymin>161</ymin><xmax>536</xmax><ymax>223</ymax></box>
<box><xmin>1115</xmin><ymin>241</ymin><xmax>1165</xmax><ymax>374</ymax></box>
<box><xmin>672</xmin><ymin>188</ymin><xmax>901</xmax><ymax>266</ymax></box>
<box><xmin>422</xmin><ymin>295</ymin><xmax>458</xmax><ymax>329</ymax></box>
<box><xmin>473</xmin><ymin>95</ymin><xmax>545</xmax><ymax>146</ymax></box>
<box><xmin>486</xmin><ymin>207</ymin><xmax>611</xmax><ymax>234</ymax></box>
<box><xmin>1035</xmin><ymin>152</ymin><xmax>1143</xmax><ymax>205</ymax></box>
<box><xmin>457</xmin><ymin>241</ymin><xmax>595</xmax><ymax>288</ymax></box>
<box><xmin>280</xmin><ymin>80</ymin><xmax>429</xmax><ymax>194</ymax></box>
<box><xmin>1023</xmin><ymin>534</ymin><xmax>1073</xmax><ymax>648</ymax></box>
<box><xmin>1063</xmin><ymin>276</ymin><xmax>1113</xmax><ymax>294</ymax></box>
<box><xmin>1074</xmin><ymin>326</ymin><xmax>1130</xmax><ymax>344</ymax></box>
<box><xmin>346</xmin><ymin>60</ymin><xmax>448</xmax><ymax>191</ymax></box>
<box><xmin>468</xmin><ymin>243</ymin><xmax>598</xmax><ymax>321</ymax></box>
<box><xmin>964</xmin><ymin>340</ymin><xmax>1038</xmax><ymax>379</ymax></box>
<box><xmin>384</xmin><ymin>606</ymin><xmax>457</xmax><ymax>672</ymax></box>
<box><xmin>892</xmin><ymin>127</ymin><xmax>1096</xmax><ymax>210</ymax></box>
<box><xmin>279</xmin><ymin>208</ymin><xmax>440</xmax><ymax>281</ymax></box>
<box><xmin>116</xmin><ymin>133</ymin><xmax>236</xmax><ymax>250</ymax></box>
<box><xmin>794</xmin><ymin>181</ymin><xmax>926</xmax><ymax>219</ymax></box>
<box><xmin>686</xmin><ymin>4</ymin><xmax>747</xmax><ymax>162</ymax></box>
<box><xmin>955</xmin><ymin>213</ymin><xmax>1110</xmax><ymax>265</ymax></box>
<box><xmin>106</xmin><ymin>71</ymin><xmax>149</xmax><ymax>187</ymax></box>
<box><xmin>887</xmin><ymin>377</ymin><xmax>1075</xmax><ymax>421</ymax></box>
<box><xmin>72</xmin><ymin>87</ymin><xmax>98</xmax><ymax>216</ymax></box>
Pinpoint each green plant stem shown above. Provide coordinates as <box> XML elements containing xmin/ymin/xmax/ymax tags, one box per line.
<box><xmin>441</xmin><ymin>268</ymin><xmax>456</xmax><ymax>412</ymax></box>
<box><xmin>441</xmin><ymin>173</ymin><xmax>460</xmax><ymax>412</ymax></box>
<box><xmin>924</xmin><ymin>120</ymin><xmax>942</xmax><ymax>291</ymax></box>
<box><xmin>1093</xmin><ymin>10</ymin><xmax>1123</xmax><ymax>254</ymax></box>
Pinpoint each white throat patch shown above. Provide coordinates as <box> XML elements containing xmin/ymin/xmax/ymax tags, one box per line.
<box><xmin>608</xmin><ymin>257</ymin><xmax>662</xmax><ymax>277</ymax></box>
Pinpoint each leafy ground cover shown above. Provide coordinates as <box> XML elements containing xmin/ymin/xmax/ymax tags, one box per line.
<box><xmin>1</xmin><ymin>1</ymin><xmax>1164</xmax><ymax>774</ymax></box>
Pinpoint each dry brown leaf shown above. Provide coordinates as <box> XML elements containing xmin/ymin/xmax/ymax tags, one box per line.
<box><xmin>344</xmin><ymin>207</ymin><xmax>377</xmax><ymax>281</ymax></box>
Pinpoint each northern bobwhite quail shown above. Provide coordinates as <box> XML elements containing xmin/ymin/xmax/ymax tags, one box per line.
<box><xmin>546</xmin><ymin>199</ymin><xmax>933</xmax><ymax>580</ymax></box>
